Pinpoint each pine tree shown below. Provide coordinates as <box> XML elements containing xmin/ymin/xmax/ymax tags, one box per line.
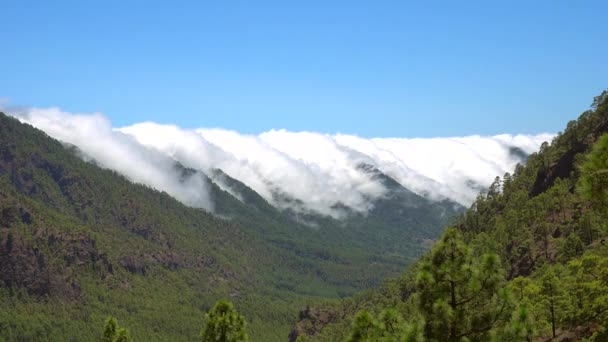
<box><xmin>102</xmin><ymin>317</ymin><xmax>117</xmax><ymax>342</ymax></box>
<box><xmin>510</xmin><ymin>277</ymin><xmax>533</xmax><ymax>302</ymax></box>
<box><xmin>558</xmin><ymin>233</ymin><xmax>584</xmax><ymax>261</ymax></box>
<box><xmin>102</xmin><ymin>317</ymin><xmax>132</xmax><ymax>342</ymax></box>
<box><xmin>579</xmin><ymin>133</ymin><xmax>608</xmax><ymax>214</ymax></box>
<box><xmin>564</xmin><ymin>255</ymin><xmax>608</xmax><ymax>325</ymax></box>
<box><xmin>347</xmin><ymin>311</ymin><xmax>377</xmax><ymax>342</ymax></box>
<box><xmin>416</xmin><ymin>228</ymin><xmax>512</xmax><ymax>341</ymax></box>
<box><xmin>201</xmin><ymin>300</ymin><xmax>249</xmax><ymax>342</ymax></box>
<box><xmin>347</xmin><ymin>309</ymin><xmax>424</xmax><ymax>342</ymax></box>
<box><xmin>114</xmin><ymin>329</ymin><xmax>131</xmax><ymax>342</ymax></box>
<box><xmin>494</xmin><ymin>303</ymin><xmax>535</xmax><ymax>342</ymax></box>
<box><xmin>538</xmin><ymin>267</ymin><xmax>567</xmax><ymax>339</ymax></box>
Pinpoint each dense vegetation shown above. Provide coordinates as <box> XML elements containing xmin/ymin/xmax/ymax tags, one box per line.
<box><xmin>200</xmin><ymin>300</ymin><xmax>249</xmax><ymax>342</ymax></box>
<box><xmin>6</xmin><ymin>87</ymin><xmax>603</xmax><ymax>340</ymax></box>
<box><xmin>291</xmin><ymin>90</ymin><xmax>608</xmax><ymax>341</ymax></box>
<box><xmin>103</xmin><ymin>317</ymin><xmax>133</xmax><ymax>342</ymax></box>
<box><xmin>0</xmin><ymin>112</ymin><xmax>457</xmax><ymax>341</ymax></box>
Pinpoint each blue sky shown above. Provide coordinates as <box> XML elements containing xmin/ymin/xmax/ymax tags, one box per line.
<box><xmin>1</xmin><ymin>1</ymin><xmax>607</xmax><ymax>137</ymax></box>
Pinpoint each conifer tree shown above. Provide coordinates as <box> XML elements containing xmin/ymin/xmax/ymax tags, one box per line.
<box><xmin>537</xmin><ymin>266</ymin><xmax>569</xmax><ymax>339</ymax></box>
<box><xmin>579</xmin><ymin>133</ymin><xmax>608</xmax><ymax>214</ymax></box>
<box><xmin>347</xmin><ymin>309</ymin><xmax>424</xmax><ymax>342</ymax></box>
<box><xmin>495</xmin><ymin>304</ymin><xmax>534</xmax><ymax>342</ymax></box>
<box><xmin>114</xmin><ymin>329</ymin><xmax>132</xmax><ymax>342</ymax></box>
<box><xmin>201</xmin><ymin>300</ymin><xmax>249</xmax><ymax>342</ymax></box>
<box><xmin>102</xmin><ymin>317</ymin><xmax>132</xmax><ymax>342</ymax></box>
<box><xmin>416</xmin><ymin>228</ymin><xmax>511</xmax><ymax>341</ymax></box>
<box><xmin>102</xmin><ymin>317</ymin><xmax>117</xmax><ymax>342</ymax></box>
<box><xmin>558</xmin><ymin>233</ymin><xmax>584</xmax><ymax>261</ymax></box>
<box><xmin>347</xmin><ymin>311</ymin><xmax>377</xmax><ymax>342</ymax></box>
<box><xmin>564</xmin><ymin>255</ymin><xmax>608</xmax><ymax>325</ymax></box>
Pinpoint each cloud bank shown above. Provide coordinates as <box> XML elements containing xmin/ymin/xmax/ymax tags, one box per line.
<box><xmin>8</xmin><ymin>107</ymin><xmax>214</xmax><ymax>211</ymax></box>
<box><xmin>5</xmin><ymin>106</ymin><xmax>554</xmax><ymax>218</ymax></box>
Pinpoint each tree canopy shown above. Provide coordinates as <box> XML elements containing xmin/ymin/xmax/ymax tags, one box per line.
<box><xmin>201</xmin><ymin>300</ymin><xmax>249</xmax><ymax>342</ymax></box>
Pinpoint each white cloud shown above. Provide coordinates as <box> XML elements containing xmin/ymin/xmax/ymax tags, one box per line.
<box><xmin>4</xmin><ymin>106</ymin><xmax>553</xmax><ymax>217</ymax></box>
<box><xmin>199</xmin><ymin>128</ymin><xmax>386</xmax><ymax>216</ymax></box>
<box><xmin>335</xmin><ymin>134</ymin><xmax>553</xmax><ymax>204</ymax></box>
<box><xmin>8</xmin><ymin>107</ymin><xmax>214</xmax><ymax>211</ymax></box>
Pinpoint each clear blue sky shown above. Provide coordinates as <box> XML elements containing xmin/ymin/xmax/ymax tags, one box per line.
<box><xmin>1</xmin><ymin>1</ymin><xmax>607</xmax><ymax>137</ymax></box>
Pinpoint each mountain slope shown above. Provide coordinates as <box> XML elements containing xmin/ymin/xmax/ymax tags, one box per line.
<box><xmin>0</xmin><ymin>112</ymin><xmax>462</xmax><ymax>341</ymax></box>
<box><xmin>292</xmin><ymin>90</ymin><xmax>608</xmax><ymax>341</ymax></box>
<box><xmin>0</xmin><ymin>113</ymin><xmax>293</xmax><ymax>340</ymax></box>
<box><xmin>11</xmin><ymin>108</ymin><xmax>547</xmax><ymax>216</ymax></box>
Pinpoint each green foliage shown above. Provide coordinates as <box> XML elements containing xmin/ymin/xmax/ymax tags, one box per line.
<box><xmin>102</xmin><ymin>317</ymin><xmax>132</xmax><ymax>342</ymax></box>
<box><xmin>0</xmin><ymin>112</ymin><xmax>458</xmax><ymax>341</ymax></box>
<box><xmin>102</xmin><ymin>317</ymin><xmax>118</xmax><ymax>342</ymax></box>
<box><xmin>494</xmin><ymin>304</ymin><xmax>534</xmax><ymax>342</ymax></box>
<box><xmin>5</xmin><ymin>89</ymin><xmax>608</xmax><ymax>341</ymax></box>
<box><xmin>587</xmin><ymin>327</ymin><xmax>608</xmax><ymax>342</ymax></box>
<box><xmin>537</xmin><ymin>267</ymin><xmax>567</xmax><ymax>338</ymax></box>
<box><xmin>416</xmin><ymin>228</ymin><xmax>511</xmax><ymax>341</ymax></box>
<box><xmin>303</xmin><ymin>90</ymin><xmax>608</xmax><ymax>341</ymax></box>
<box><xmin>114</xmin><ymin>329</ymin><xmax>132</xmax><ymax>342</ymax></box>
<box><xmin>558</xmin><ymin>233</ymin><xmax>584</xmax><ymax>261</ymax></box>
<box><xmin>504</xmin><ymin>254</ymin><xmax>608</xmax><ymax>338</ymax></box>
<box><xmin>347</xmin><ymin>309</ymin><xmax>423</xmax><ymax>342</ymax></box>
<box><xmin>0</xmin><ymin>112</ymin><xmax>464</xmax><ymax>341</ymax></box>
<box><xmin>343</xmin><ymin>231</ymin><xmax>514</xmax><ymax>341</ymax></box>
<box><xmin>201</xmin><ymin>300</ymin><xmax>249</xmax><ymax>342</ymax></box>
<box><xmin>563</xmin><ymin>255</ymin><xmax>608</xmax><ymax>324</ymax></box>
<box><xmin>347</xmin><ymin>311</ymin><xmax>377</xmax><ymax>342</ymax></box>
<box><xmin>579</xmin><ymin>133</ymin><xmax>608</xmax><ymax>213</ymax></box>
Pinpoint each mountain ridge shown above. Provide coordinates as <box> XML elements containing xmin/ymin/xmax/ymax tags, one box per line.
<box><xmin>289</xmin><ymin>90</ymin><xmax>608</xmax><ymax>341</ymax></box>
<box><xmin>0</xmin><ymin>112</ymin><xmax>462</xmax><ymax>341</ymax></box>
<box><xmin>6</xmin><ymin>107</ymin><xmax>549</xmax><ymax>216</ymax></box>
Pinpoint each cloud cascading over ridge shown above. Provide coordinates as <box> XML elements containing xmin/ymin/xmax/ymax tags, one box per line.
<box><xmin>5</xmin><ymin>106</ymin><xmax>554</xmax><ymax>218</ymax></box>
<box><xmin>8</xmin><ymin>107</ymin><xmax>214</xmax><ymax>211</ymax></box>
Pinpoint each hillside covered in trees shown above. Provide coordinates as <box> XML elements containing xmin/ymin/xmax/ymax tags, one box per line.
<box><xmin>0</xmin><ymin>111</ymin><xmax>460</xmax><ymax>341</ymax></box>
<box><xmin>290</xmin><ymin>91</ymin><xmax>608</xmax><ymax>341</ymax></box>
<box><xmin>3</xmin><ymin>88</ymin><xmax>607</xmax><ymax>341</ymax></box>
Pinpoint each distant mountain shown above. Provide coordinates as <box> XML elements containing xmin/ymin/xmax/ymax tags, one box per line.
<box><xmin>8</xmin><ymin>108</ymin><xmax>549</xmax><ymax>218</ymax></box>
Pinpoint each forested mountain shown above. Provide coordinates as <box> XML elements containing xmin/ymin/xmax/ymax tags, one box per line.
<box><xmin>13</xmin><ymin>107</ymin><xmax>545</xmax><ymax>217</ymax></box>
<box><xmin>0</xmin><ymin>112</ymin><xmax>460</xmax><ymax>341</ymax></box>
<box><xmin>3</xmin><ymin>90</ymin><xmax>600</xmax><ymax>341</ymax></box>
<box><xmin>291</xmin><ymin>90</ymin><xmax>608</xmax><ymax>341</ymax></box>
